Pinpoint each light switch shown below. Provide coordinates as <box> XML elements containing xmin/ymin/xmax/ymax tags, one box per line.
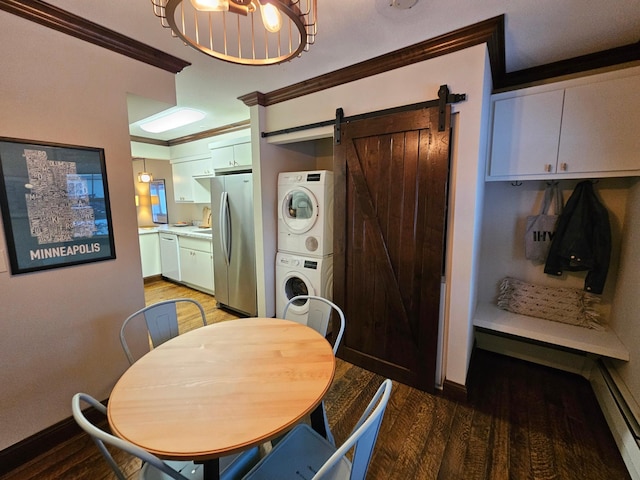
<box><xmin>0</xmin><ymin>249</ymin><xmax>7</xmax><ymax>273</ymax></box>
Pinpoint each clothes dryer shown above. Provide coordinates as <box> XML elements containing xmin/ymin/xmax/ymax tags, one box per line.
<box><xmin>275</xmin><ymin>252</ymin><xmax>333</xmax><ymax>322</ymax></box>
<box><xmin>278</xmin><ymin>170</ymin><xmax>333</xmax><ymax>257</ymax></box>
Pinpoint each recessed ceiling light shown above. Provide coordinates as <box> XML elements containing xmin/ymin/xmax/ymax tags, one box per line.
<box><xmin>139</xmin><ymin>108</ymin><xmax>206</xmax><ymax>133</ymax></box>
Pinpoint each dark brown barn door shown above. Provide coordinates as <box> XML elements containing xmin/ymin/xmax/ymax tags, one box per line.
<box><xmin>333</xmin><ymin>105</ymin><xmax>451</xmax><ymax>392</ymax></box>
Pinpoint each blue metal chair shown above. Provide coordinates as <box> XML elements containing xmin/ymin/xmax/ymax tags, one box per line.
<box><xmin>243</xmin><ymin>378</ymin><xmax>392</xmax><ymax>480</ymax></box>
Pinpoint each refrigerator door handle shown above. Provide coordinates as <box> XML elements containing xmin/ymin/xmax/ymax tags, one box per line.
<box><xmin>220</xmin><ymin>191</ymin><xmax>231</xmax><ymax>266</ymax></box>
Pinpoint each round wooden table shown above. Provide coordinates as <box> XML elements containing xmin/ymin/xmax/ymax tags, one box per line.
<box><xmin>108</xmin><ymin>318</ymin><xmax>336</xmax><ymax>480</ymax></box>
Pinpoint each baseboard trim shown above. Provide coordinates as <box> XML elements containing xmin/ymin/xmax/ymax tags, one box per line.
<box><xmin>143</xmin><ymin>274</ymin><xmax>163</xmax><ymax>285</ymax></box>
<box><xmin>0</xmin><ymin>400</ymin><xmax>106</xmax><ymax>477</ymax></box>
<box><xmin>591</xmin><ymin>363</ymin><xmax>640</xmax><ymax>479</ymax></box>
<box><xmin>441</xmin><ymin>379</ymin><xmax>468</xmax><ymax>402</ymax></box>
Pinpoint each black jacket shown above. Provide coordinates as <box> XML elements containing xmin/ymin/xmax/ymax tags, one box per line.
<box><xmin>544</xmin><ymin>180</ymin><xmax>611</xmax><ymax>294</ymax></box>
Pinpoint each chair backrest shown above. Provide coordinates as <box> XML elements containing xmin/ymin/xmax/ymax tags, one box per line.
<box><xmin>315</xmin><ymin>378</ymin><xmax>393</xmax><ymax>480</ymax></box>
<box><xmin>71</xmin><ymin>393</ymin><xmax>189</xmax><ymax>480</ymax></box>
<box><xmin>120</xmin><ymin>298</ymin><xmax>207</xmax><ymax>364</ymax></box>
<box><xmin>282</xmin><ymin>295</ymin><xmax>345</xmax><ymax>355</ymax></box>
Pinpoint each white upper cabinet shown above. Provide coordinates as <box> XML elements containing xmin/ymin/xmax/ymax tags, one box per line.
<box><xmin>190</xmin><ymin>157</ymin><xmax>215</xmax><ymax>177</ymax></box>
<box><xmin>172</xmin><ymin>161</ymin><xmax>196</xmax><ymax>202</ymax></box>
<box><xmin>487</xmin><ymin>68</ymin><xmax>640</xmax><ymax>181</ymax></box>
<box><xmin>172</xmin><ymin>156</ymin><xmax>212</xmax><ymax>203</ymax></box>
<box><xmin>489</xmin><ymin>90</ymin><xmax>564</xmax><ymax>178</ymax></box>
<box><xmin>558</xmin><ymin>75</ymin><xmax>640</xmax><ymax>175</ymax></box>
<box><xmin>211</xmin><ymin>145</ymin><xmax>235</xmax><ymax>170</ymax></box>
<box><xmin>233</xmin><ymin>142</ymin><xmax>252</xmax><ymax>167</ymax></box>
<box><xmin>209</xmin><ymin>137</ymin><xmax>252</xmax><ymax>170</ymax></box>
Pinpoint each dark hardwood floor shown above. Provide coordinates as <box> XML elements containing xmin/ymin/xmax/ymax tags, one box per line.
<box><xmin>1</xmin><ymin>279</ymin><xmax>631</xmax><ymax>479</ymax></box>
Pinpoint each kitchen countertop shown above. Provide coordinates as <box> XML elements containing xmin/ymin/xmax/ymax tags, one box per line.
<box><xmin>138</xmin><ymin>225</ymin><xmax>213</xmax><ymax>239</ymax></box>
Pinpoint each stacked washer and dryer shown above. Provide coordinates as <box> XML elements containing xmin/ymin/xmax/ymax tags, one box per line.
<box><xmin>276</xmin><ymin>170</ymin><xmax>334</xmax><ymax>321</ymax></box>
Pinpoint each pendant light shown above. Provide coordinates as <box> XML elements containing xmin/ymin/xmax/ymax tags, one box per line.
<box><xmin>137</xmin><ymin>158</ymin><xmax>153</xmax><ymax>183</ymax></box>
<box><xmin>150</xmin><ymin>0</ymin><xmax>317</xmax><ymax>66</ymax></box>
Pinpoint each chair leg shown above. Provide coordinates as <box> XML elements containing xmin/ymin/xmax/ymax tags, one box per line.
<box><xmin>310</xmin><ymin>402</ymin><xmax>334</xmax><ymax>446</ymax></box>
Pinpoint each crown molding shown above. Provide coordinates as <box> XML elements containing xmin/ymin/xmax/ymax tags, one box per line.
<box><xmin>0</xmin><ymin>0</ymin><xmax>190</xmax><ymax>74</ymax></box>
<box><xmin>498</xmin><ymin>42</ymin><xmax>640</xmax><ymax>90</ymax></box>
<box><xmin>239</xmin><ymin>16</ymin><xmax>505</xmax><ymax>107</ymax></box>
<box><xmin>131</xmin><ymin>120</ymin><xmax>251</xmax><ymax>146</ymax></box>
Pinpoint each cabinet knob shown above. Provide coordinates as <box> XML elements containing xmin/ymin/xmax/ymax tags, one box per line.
<box><xmin>544</xmin><ymin>164</ymin><xmax>552</xmax><ymax>172</ymax></box>
<box><xmin>560</xmin><ymin>162</ymin><xmax>568</xmax><ymax>171</ymax></box>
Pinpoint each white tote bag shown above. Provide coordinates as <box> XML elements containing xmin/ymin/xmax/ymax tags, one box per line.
<box><xmin>525</xmin><ymin>183</ymin><xmax>563</xmax><ymax>263</ymax></box>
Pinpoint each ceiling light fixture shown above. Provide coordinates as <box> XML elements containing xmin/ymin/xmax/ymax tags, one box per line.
<box><xmin>150</xmin><ymin>0</ymin><xmax>317</xmax><ymax>66</ymax></box>
<box><xmin>139</xmin><ymin>107</ymin><xmax>206</xmax><ymax>133</ymax></box>
<box><xmin>136</xmin><ymin>158</ymin><xmax>154</xmax><ymax>183</ymax></box>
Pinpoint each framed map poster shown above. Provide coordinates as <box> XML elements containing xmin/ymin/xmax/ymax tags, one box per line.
<box><xmin>0</xmin><ymin>137</ymin><xmax>116</xmax><ymax>274</ymax></box>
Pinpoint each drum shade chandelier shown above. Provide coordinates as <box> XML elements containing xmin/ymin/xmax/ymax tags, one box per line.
<box><xmin>150</xmin><ymin>0</ymin><xmax>317</xmax><ymax>65</ymax></box>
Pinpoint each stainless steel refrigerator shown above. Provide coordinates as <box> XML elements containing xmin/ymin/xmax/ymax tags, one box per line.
<box><xmin>210</xmin><ymin>172</ymin><xmax>257</xmax><ymax>316</ymax></box>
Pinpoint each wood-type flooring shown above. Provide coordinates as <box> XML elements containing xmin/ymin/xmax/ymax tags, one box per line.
<box><xmin>1</xmin><ymin>279</ymin><xmax>631</xmax><ymax>480</ymax></box>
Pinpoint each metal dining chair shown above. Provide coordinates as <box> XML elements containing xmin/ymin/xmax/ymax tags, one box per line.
<box><xmin>243</xmin><ymin>378</ymin><xmax>392</xmax><ymax>480</ymax></box>
<box><xmin>282</xmin><ymin>294</ymin><xmax>346</xmax><ymax>445</ymax></box>
<box><xmin>120</xmin><ymin>298</ymin><xmax>207</xmax><ymax>364</ymax></box>
<box><xmin>72</xmin><ymin>393</ymin><xmax>260</xmax><ymax>480</ymax></box>
<box><xmin>282</xmin><ymin>295</ymin><xmax>345</xmax><ymax>355</ymax></box>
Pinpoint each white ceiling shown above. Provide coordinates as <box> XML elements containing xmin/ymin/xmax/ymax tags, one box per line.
<box><xmin>48</xmin><ymin>0</ymin><xmax>640</xmax><ymax>141</ymax></box>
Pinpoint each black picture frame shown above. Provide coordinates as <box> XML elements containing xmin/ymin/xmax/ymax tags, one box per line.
<box><xmin>0</xmin><ymin>137</ymin><xmax>116</xmax><ymax>274</ymax></box>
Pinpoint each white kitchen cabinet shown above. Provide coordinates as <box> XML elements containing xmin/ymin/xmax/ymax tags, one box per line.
<box><xmin>138</xmin><ymin>232</ymin><xmax>161</xmax><ymax>278</ymax></box>
<box><xmin>190</xmin><ymin>157</ymin><xmax>215</xmax><ymax>177</ymax></box>
<box><xmin>233</xmin><ymin>142</ymin><xmax>252</xmax><ymax>166</ymax></box>
<box><xmin>487</xmin><ymin>69</ymin><xmax>640</xmax><ymax>181</ymax></box>
<box><xmin>209</xmin><ymin>139</ymin><xmax>252</xmax><ymax>170</ymax></box>
<box><xmin>179</xmin><ymin>236</ymin><xmax>214</xmax><ymax>294</ymax></box>
<box><xmin>172</xmin><ymin>159</ymin><xmax>211</xmax><ymax>203</ymax></box>
<box><xmin>211</xmin><ymin>145</ymin><xmax>235</xmax><ymax>169</ymax></box>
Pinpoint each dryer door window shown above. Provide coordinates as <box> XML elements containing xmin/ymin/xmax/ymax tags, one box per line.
<box><xmin>284</xmin><ymin>273</ymin><xmax>315</xmax><ymax>314</ymax></box>
<box><xmin>281</xmin><ymin>187</ymin><xmax>318</xmax><ymax>234</ymax></box>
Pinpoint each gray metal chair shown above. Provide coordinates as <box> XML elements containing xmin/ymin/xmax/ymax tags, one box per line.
<box><xmin>72</xmin><ymin>392</ymin><xmax>260</xmax><ymax>480</ymax></box>
<box><xmin>243</xmin><ymin>379</ymin><xmax>392</xmax><ymax>480</ymax></box>
<box><xmin>282</xmin><ymin>294</ymin><xmax>346</xmax><ymax>445</ymax></box>
<box><xmin>120</xmin><ymin>298</ymin><xmax>207</xmax><ymax>364</ymax></box>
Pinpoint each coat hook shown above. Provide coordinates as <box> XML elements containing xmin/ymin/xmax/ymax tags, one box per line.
<box><xmin>511</xmin><ymin>181</ymin><xmax>523</xmax><ymax>186</ymax></box>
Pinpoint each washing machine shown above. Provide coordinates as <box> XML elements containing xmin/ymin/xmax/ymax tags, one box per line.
<box><xmin>275</xmin><ymin>252</ymin><xmax>333</xmax><ymax>322</ymax></box>
<box><xmin>278</xmin><ymin>170</ymin><xmax>333</xmax><ymax>257</ymax></box>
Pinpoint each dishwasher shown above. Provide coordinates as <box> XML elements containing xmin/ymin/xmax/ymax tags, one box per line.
<box><xmin>159</xmin><ymin>232</ymin><xmax>181</xmax><ymax>281</ymax></box>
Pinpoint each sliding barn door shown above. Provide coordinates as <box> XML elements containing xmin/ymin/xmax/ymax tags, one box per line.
<box><xmin>333</xmin><ymin>106</ymin><xmax>451</xmax><ymax>392</ymax></box>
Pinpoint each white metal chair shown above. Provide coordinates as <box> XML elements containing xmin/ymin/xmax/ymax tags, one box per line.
<box><xmin>282</xmin><ymin>294</ymin><xmax>346</xmax><ymax>445</ymax></box>
<box><xmin>72</xmin><ymin>392</ymin><xmax>260</xmax><ymax>480</ymax></box>
<box><xmin>243</xmin><ymin>378</ymin><xmax>392</xmax><ymax>480</ymax></box>
<box><xmin>282</xmin><ymin>295</ymin><xmax>345</xmax><ymax>356</ymax></box>
<box><xmin>120</xmin><ymin>298</ymin><xmax>207</xmax><ymax>364</ymax></box>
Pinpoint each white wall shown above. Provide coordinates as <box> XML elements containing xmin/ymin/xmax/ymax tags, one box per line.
<box><xmin>251</xmin><ymin>44</ymin><xmax>492</xmax><ymax>387</ymax></box>
<box><xmin>610</xmin><ymin>179</ymin><xmax>640</xmax><ymax>420</ymax></box>
<box><xmin>0</xmin><ymin>13</ymin><xmax>177</xmax><ymax>449</ymax></box>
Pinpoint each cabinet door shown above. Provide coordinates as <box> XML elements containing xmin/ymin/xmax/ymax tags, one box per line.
<box><xmin>139</xmin><ymin>233</ymin><xmax>161</xmax><ymax>277</ymax></box>
<box><xmin>489</xmin><ymin>90</ymin><xmax>565</xmax><ymax>178</ymax></box>
<box><xmin>191</xmin><ymin>157</ymin><xmax>215</xmax><ymax>177</ymax></box>
<box><xmin>233</xmin><ymin>142</ymin><xmax>252</xmax><ymax>166</ymax></box>
<box><xmin>558</xmin><ymin>75</ymin><xmax>640</xmax><ymax>175</ymax></box>
<box><xmin>211</xmin><ymin>146</ymin><xmax>235</xmax><ymax>169</ymax></box>
<box><xmin>179</xmin><ymin>247</ymin><xmax>214</xmax><ymax>292</ymax></box>
<box><xmin>172</xmin><ymin>162</ymin><xmax>194</xmax><ymax>202</ymax></box>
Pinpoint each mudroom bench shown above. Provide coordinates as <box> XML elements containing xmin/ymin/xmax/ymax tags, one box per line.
<box><xmin>473</xmin><ymin>302</ymin><xmax>630</xmax><ymax>362</ymax></box>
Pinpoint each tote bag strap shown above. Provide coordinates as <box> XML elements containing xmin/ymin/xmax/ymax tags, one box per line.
<box><xmin>540</xmin><ymin>183</ymin><xmax>563</xmax><ymax>215</ymax></box>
